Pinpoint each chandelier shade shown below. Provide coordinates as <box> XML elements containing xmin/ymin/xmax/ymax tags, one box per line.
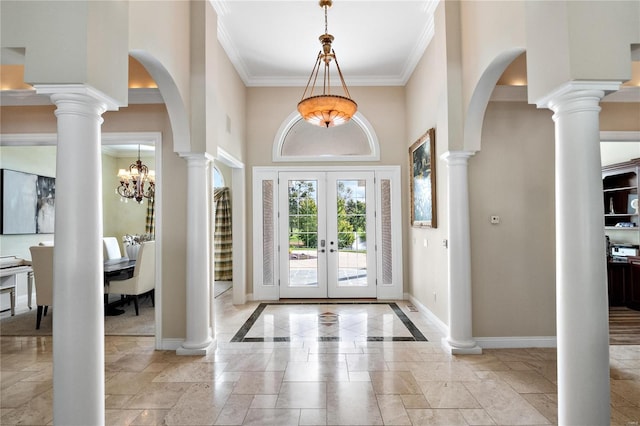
<box><xmin>116</xmin><ymin>145</ymin><xmax>155</xmax><ymax>204</ymax></box>
<box><xmin>297</xmin><ymin>94</ymin><xmax>357</xmax><ymax>128</ymax></box>
<box><xmin>297</xmin><ymin>0</ymin><xmax>357</xmax><ymax>128</ymax></box>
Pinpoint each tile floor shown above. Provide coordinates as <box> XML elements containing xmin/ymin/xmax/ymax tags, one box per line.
<box><xmin>1</xmin><ymin>291</ymin><xmax>640</xmax><ymax>425</ymax></box>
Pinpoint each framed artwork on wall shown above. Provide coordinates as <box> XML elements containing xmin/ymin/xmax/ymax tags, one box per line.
<box><xmin>1</xmin><ymin>169</ymin><xmax>56</xmax><ymax>235</ymax></box>
<box><xmin>409</xmin><ymin>128</ymin><xmax>436</xmax><ymax>228</ymax></box>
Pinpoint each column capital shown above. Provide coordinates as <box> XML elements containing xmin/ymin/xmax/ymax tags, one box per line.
<box><xmin>34</xmin><ymin>83</ymin><xmax>120</xmax><ymax>111</ymax></box>
<box><xmin>535</xmin><ymin>80</ymin><xmax>621</xmax><ymax>110</ymax></box>
<box><xmin>178</xmin><ymin>151</ymin><xmax>215</xmax><ymax>165</ymax></box>
<box><xmin>440</xmin><ymin>150</ymin><xmax>476</xmax><ymax>165</ymax></box>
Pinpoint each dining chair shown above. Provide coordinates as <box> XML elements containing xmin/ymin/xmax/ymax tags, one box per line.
<box><xmin>103</xmin><ymin>237</ymin><xmax>122</xmax><ymax>260</ymax></box>
<box><xmin>28</xmin><ymin>245</ymin><xmax>54</xmax><ymax>329</ymax></box>
<box><xmin>106</xmin><ymin>241</ymin><xmax>155</xmax><ymax>315</ymax></box>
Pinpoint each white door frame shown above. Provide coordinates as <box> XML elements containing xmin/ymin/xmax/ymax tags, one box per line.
<box><xmin>252</xmin><ymin>165</ymin><xmax>403</xmax><ymax>301</ymax></box>
<box><xmin>0</xmin><ymin>132</ymin><xmax>165</xmax><ymax>347</ymax></box>
<box><xmin>215</xmin><ymin>148</ymin><xmax>246</xmax><ymax>305</ymax></box>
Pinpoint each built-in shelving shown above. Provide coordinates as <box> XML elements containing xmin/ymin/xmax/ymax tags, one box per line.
<box><xmin>602</xmin><ymin>160</ymin><xmax>640</xmax><ymax>229</ymax></box>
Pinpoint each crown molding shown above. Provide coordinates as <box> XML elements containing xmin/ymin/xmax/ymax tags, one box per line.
<box><xmin>1</xmin><ymin>88</ymin><xmax>164</xmax><ymax>106</ymax></box>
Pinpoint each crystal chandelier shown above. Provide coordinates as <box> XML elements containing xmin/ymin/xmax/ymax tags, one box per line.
<box><xmin>297</xmin><ymin>0</ymin><xmax>357</xmax><ymax>128</ymax></box>
<box><xmin>116</xmin><ymin>145</ymin><xmax>155</xmax><ymax>204</ymax></box>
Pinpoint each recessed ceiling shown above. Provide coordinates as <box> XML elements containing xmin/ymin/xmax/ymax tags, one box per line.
<box><xmin>212</xmin><ymin>0</ymin><xmax>438</xmax><ymax>87</ymax></box>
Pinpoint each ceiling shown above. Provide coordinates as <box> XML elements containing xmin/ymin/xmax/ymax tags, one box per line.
<box><xmin>1</xmin><ymin>1</ymin><xmax>637</xmax><ymax>104</ymax></box>
<box><xmin>211</xmin><ymin>0</ymin><xmax>438</xmax><ymax>87</ymax></box>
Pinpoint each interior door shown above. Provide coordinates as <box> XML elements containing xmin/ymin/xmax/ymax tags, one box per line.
<box><xmin>278</xmin><ymin>171</ymin><xmax>376</xmax><ymax>298</ymax></box>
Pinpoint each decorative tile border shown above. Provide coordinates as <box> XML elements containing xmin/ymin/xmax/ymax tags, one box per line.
<box><xmin>230</xmin><ymin>302</ymin><xmax>428</xmax><ymax>342</ymax></box>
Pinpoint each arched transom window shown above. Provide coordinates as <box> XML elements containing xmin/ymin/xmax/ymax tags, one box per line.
<box><xmin>273</xmin><ymin>112</ymin><xmax>380</xmax><ymax>162</ymax></box>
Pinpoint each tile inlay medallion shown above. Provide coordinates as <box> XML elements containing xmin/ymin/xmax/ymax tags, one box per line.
<box><xmin>231</xmin><ymin>302</ymin><xmax>428</xmax><ymax>342</ymax></box>
<box><xmin>319</xmin><ymin>312</ymin><xmax>339</xmax><ymax>325</ymax></box>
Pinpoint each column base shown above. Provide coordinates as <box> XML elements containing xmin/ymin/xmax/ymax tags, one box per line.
<box><xmin>176</xmin><ymin>338</ymin><xmax>216</xmax><ymax>356</ymax></box>
<box><xmin>441</xmin><ymin>337</ymin><xmax>482</xmax><ymax>355</ymax></box>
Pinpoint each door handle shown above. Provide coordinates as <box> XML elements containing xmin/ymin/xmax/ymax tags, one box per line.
<box><xmin>320</xmin><ymin>249</ymin><xmax>326</xmax><ymax>253</ymax></box>
<box><xmin>330</xmin><ymin>249</ymin><xmax>336</xmax><ymax>253</ymax></box>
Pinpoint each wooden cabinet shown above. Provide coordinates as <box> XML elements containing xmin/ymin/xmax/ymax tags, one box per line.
<box><xmin>607</xmin><ymin>259</ymin><xmax>640</xmax><ymax>308</ymax></box>
<box><xmin>626</xmin><ymin>257</ymin><xmax>640</xmax><ymax>309</ymax></box>
<box><xmin>602</xmin><ymin>159</ymin><xmax>640</xmax><ymax>229</ymax></box>
<box><xmin>607</xmin><ymin>261</ymin><xmax>628</xmax><ymax>306</ymax></box>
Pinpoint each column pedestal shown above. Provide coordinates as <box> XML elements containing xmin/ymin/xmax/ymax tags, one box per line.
<box><xmin>441</xmin><ymin>151</ymin><xmax>482</xmax><ymax>355</ymax></box>
<box><xmin>539</xmin><ymin>81</ymin><xmax>619</xmax><ymax>425</ymax></box>
<box><xmin>177</xmin><ymin>153</ymin><xmax>216</xmax><ymax>355</ymax></box>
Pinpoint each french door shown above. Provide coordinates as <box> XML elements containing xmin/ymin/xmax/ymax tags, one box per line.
<box><xmin>252</xmin><ymin>166</ymin><xmax>402</xmax><ymax>301</ymax></box>
<box><xmin>278</xmin><ymin>171</ymin><xmax>376</xmax><ymax>298</ymax></box>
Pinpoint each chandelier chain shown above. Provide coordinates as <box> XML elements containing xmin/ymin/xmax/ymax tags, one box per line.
<box><xmin>324</xmin><ymin>3</ymin><xmax>328</xmax><ymax>34</ymax></box>
<box><xmin>297</xmin><ymin>0</ymin><xmax>357</xmax><ymax>128</ymax></box>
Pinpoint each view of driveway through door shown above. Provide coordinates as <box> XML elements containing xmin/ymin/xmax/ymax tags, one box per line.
<box><xmin>279</xmin><ymin>172</ymin><xmax>376</xmax><ymax>298</ymax></box>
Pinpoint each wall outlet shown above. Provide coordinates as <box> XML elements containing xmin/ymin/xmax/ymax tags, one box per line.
<box><xmin>490</xmin><ymin>215</ymin><xmax>500</xmax><ymax>224</ymax></box>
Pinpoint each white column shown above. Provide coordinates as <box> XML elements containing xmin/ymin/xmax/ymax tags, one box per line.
<box><xmin>177</xmin><ymin>153</ymin><xmax>215</xmax><ymax>355</ymax></box>
<box><xmin>441</xmin><ymin>151</ymin><xmax>482</xmax><ymax>355</ymax></box>
<box><xmin>539</xmin><ymin>82</ymin><xmax>619</xmax><ymax>425</ymax></box>
<box><xmin>35</xmin><ymin>86</ymin><xmax>116</xmax><ymax>426</ymax></box>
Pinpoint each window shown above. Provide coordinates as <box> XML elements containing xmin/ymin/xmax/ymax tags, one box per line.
<box><xmin>213</xmin><ymin>165</ymin><xmax>225</xmax><ymax>188</ymax></box>
<box><xmin>273</xmin><ymin>112</ymin><xmax>380</xmax><ymax>162</ymax></box>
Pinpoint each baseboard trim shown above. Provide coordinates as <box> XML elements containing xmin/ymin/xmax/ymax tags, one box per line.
<box><xmin>160</xmin><ymin>338</ymin><xmax>184</xmax><ymax>351</ymax></box>
<box><xmin>408</xmin><ymin>294</ymin><xmax>449</xmax><ymax>336</ymax></box>
<box><xmin>176</xmin><ymin>338</ymin><xmax>217</xmax><ymax>356</ymax></box>
<box><xmin>475</xmin><ymin>336</ymin><xmax>557</xmax><ymax>349</ymax></box>
<box><xmin>406</xmin><ymin>295</ymin><xmax>557</xmax><ymax>349</ymax></box>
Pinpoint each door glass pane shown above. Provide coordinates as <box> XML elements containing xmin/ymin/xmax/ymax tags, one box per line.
<box><xmin>288</xmin><ymin>180</ymin><xmax>318</xmax><ymax>287</ymax></box>
<box><xmin>336</xmin><ymin>179</ymin><xmax>367</xmax><ymax>287</ymax></box>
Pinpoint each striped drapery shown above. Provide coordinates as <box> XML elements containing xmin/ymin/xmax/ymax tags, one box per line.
<box><xmin>214</xmin><ymin>187</ymin><xmax>233</xmax><ymax>280</ymax></box>
<box><xmin>145</xmin><ymin>197</ymin><xmax>155</xmax><ymax>238</ymax></box>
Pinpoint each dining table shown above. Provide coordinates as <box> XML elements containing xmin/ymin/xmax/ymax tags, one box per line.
<box><xmin>104</xmin><ymin>257</ymin><xmax>136</xmax><ymax>316</ymax></box>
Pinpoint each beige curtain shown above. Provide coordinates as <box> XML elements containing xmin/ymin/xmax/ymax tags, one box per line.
<box><xmin>214</xmin><ymin>187</ymin><xmax>232</xmax><ymax>280</ymax></box>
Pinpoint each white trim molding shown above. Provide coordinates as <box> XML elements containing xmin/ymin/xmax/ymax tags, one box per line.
<box><xmin>0</xmin><ymin>131</ymin><xmax>164</xmax><ymax>350</ymax></box>
<box><xmin>475</xmin><ymin>336</ymin><xmax>557</xmax><ymax>349</ymax></box>
<box><xmin>408</xmin><ymin>294</ymin><xmax>449</xmax><ymax>337</ymax></box>
<box><xmin>535</xmin><ymin>80</ymin><xmax>622</xmax><ymax>109</ymax></box>
<box><xmin>160</xmin><ymin>338</ymin><xmax>185</xmax><ymax>351</ymax></box>
<box><xmin>34</xmin><ymin>83</ymin><xmax>121</xmax><ymax>111</ymax></box>
<box><xmin>600</xmin><ymin>131</ymin><xmax>640</xmax><ymax>142</ymax></box>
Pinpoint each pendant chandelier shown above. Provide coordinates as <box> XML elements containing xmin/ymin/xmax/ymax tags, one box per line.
<box><xmin>297</xmin><ymin>0</ymin><xmax>357</xmax><ymax>128</ymax></box>
<box><xmin>116</xmin><ymin>145</ymin><xmax>155</xmax><ymax>204</ymax></box>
